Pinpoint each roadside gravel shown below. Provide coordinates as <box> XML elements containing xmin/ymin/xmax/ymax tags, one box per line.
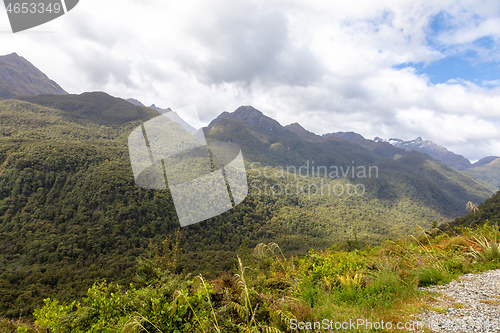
<box><xmin>414</xmin><ymin>269</ymin><xmax>500</xmax><ymax>332</ymax></box>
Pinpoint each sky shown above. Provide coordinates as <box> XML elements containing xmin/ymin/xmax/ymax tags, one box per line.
<box><xmin>1</xmin><ymin>0</ymin><xmax>499</xmax><ymax>161</ymax></box>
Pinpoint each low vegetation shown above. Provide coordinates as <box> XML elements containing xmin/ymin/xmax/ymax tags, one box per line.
<box><xmin>3</xmin><ymin>217</ymin><xmax>500</xmax><ymax>332</ymax></box>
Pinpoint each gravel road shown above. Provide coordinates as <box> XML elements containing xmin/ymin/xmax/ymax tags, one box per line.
<box><xmin>415</xmin><ymin>269</ymin><xmax>500</xmax><ymax>332</ymax></box>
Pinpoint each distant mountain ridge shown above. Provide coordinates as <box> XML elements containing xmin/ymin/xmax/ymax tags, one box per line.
<box><xmin>0</xmin><ymin>53</ymin><xmax>67</xmax><ymax>98</ymax></box>
<box><xmin>324</xmin><ymin>131</ymin><xmax>367</xmax><ymax>145</ymax></box>
<box><xmin>18</xmin><ymin>92</ymin><xmax>157</xmax><ymax>125</ymax></box>
<box><xmin>472</xmin><ymin>156</ymin><xmax>500</xmax><ymax>168</ymax></box>
<box><xmin>374</xmin><ymin>136</ymin><xmax>472</xmax><ymax>170</ymax></box>
<box><xmin>465</xmin><ymin>158</ymin><xmax>500</xmax><ymax>190</ymax></box>
<box><xmin>371</xmin><ymin>136</ymin><xmax>499</xmax><ymax>188</ymax></box>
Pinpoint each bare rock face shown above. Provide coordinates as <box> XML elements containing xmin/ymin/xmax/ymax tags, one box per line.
<box><xmin>0</xmin><ymin>52</ymin><xmax>67</xmax><ymax>98</ymax></box>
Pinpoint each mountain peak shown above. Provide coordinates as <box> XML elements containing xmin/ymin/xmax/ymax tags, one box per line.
<box><xmin>126</xmin><ymin>98</ymin><xmax>145</xmax><ymax>107</ymax></box>
<box><xmin>209</xmin><ymin>105</ymin><xmax>284</xmax><ymax>132</ymax></box>
<box><xmin>233</xmin><ymin>105</ymin><xmax>265</xmax><ymax>119</ymax></box>
<box><xmin>4</xmin><ymin>52</ymin><xmax>20</xmax><ymax>60</ymax></box>
<box><xmin>284</xmin><ymin>122</ymin><xmax>324</xmax><ymax>142</ymax></box>
<box><xmin>471</xmin><ymin>156</ymin><xmax>500</xmax><ymax>168</ymax></box>
<box><xmin>0</xmin><ymin>53</ymin><xmax>67</xmax><ymax>98</ymax></box>
<box><xmin>236</xmin><ymin>105</ymin><xmax>260</xmax><ymax>112</ymax></box>
<box><xmin>323</xmin><ymin>131</ymin><xmax>366</xmax><ymax>145</ymax></box>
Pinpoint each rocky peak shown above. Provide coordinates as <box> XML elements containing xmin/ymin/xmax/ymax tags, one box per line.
<box><xmin>284</xmin><ymin>122</ymin><xmax>324</xmax><ymax>142</ymax></box>
<box><xmin>209</xmin><ymin>105</ymin><xmax>284</xmax><ymax>132</ymax></box>
<box><xmin>0</xmin><ymin>52</ymin><xmax>67</xmax><ymax>98</ymax></box>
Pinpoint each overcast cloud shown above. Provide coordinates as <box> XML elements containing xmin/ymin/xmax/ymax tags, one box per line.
<box><xmin>0</xmin><ymin>0</ymin><xmax>499</xmax><ymax>161</ymax></box>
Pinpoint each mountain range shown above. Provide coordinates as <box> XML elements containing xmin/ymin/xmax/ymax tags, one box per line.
<box><xmin>285</xmin><ymin>123</ymin><xmax>500</xmax><ymax>188</ymax></box>
<box><xmin>0</xmin><ymin>52</ymin><xmax>498</xmax><ymax>316</ymax></box>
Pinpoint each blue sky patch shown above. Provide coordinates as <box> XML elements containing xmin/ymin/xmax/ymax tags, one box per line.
<box><xmin>395</xmin><ymin>12</ymin><xmax>500</xmax><ymax>87</ymax></box>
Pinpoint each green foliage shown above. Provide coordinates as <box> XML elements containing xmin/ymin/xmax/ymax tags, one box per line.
<box><xmin>417</xmin><ymin>266</ymin><xmax>450</xmax><ymax>287</ymax></box>
<box><xmin>468</xmin><ymin>234</ymin><xmax>500</xmax><ymax>264</ymax></box>
<box><xmin>33</xmin><ymin>298</ymin><xmax>75</xmax><ymax>332</ymax></box>
<box><xmin>0</xmin><ymin>318</ymin><xmax>37</xmax><ymax>333</ymax></box>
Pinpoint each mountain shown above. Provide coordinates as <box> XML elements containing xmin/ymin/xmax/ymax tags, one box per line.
<box><xmin>207</xmin><ymin>106</ymin><xmax>380</xmax><ymax>167</ymax></box>
<box><xmin>17</xmin><ymin>91</ymin><xmax>158</xmax><ymax>125</ymax></box>
<box><xmin>126</xmin><ymin>98</ymin><xmax>145</xmax><ymax>106</ymax></box>
<box><xmin>284</xmin><ymin>122</ymin><xmax>325</xmax><ymax>142</ymax></box>
<box><xmin>325</xmin><ymin>132</ymin><xmax>406</xmax><ymax>159</ymax></box>
<box><xmin>127</xmin><ymin>98</ymin><xmax>197</xmax><ymax>133</ymax></box>
<box><xmin>208</xmin><ymin>106</ymin><xmax>494</xmax><ymax>216</ymax></box>
<box><xmin>375</xmin><ymin>137</ymin><xmax>472</xmax><ymax>170</ymax></box>
<box><xmin>370</xmin><ymin>137</ymin><xmax>499</xmax><ymax>188</ymax></box>
<box><xmin>471</xmin><ymin>156</ymin><xmax>500</xmax><ymax>168</ymax></box>
<box><xmin>148</xmin><ymin>103</ymin><xmax>172</xmax><ymax>114</ymax></box>
<box><xmin>0</xmin><ymin>53</ymin><xmax>67</xmax><ymax>99</ymax></box>
<box><xmin>465</xmin><ymin>158</ymin><xmax>500</xmax><ymax>190</ymax></box>
<box><xmin>210</xmin><ymin>105</ymin><xmax>285</xmax><ymax>133</ymax></box>
<box><xmin>324</xmin><ymin>131</ymin><xmax>367</xmax><ymax>145</ymax></box>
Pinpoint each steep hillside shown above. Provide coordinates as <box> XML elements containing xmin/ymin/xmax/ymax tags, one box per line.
<box><xmin>464</xmin><ymin>158</ymin><xmax>500</xmax><ymax>191</ymax></box>
<box><xmin>442</xmin><ymin>190</ymin><xmax>500</xmax><ymax>229</ymax></box>
<box><xmin>17</xmin><ymin>92</ymin><xmax>157</xmax><ymax>126</ymax></box>
<box><xmin>0</xmin><ymin>53</ymin><xmax>66</xmax><ymax>99</ymax></box>
<box><xmin>284</xmin><ymin>122</ymin><xmax>325</xmax><ymax>142</ymax></box>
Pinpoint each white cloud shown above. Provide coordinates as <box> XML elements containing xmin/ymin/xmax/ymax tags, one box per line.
<box><xmin>0</xmin><ymin>0</ymin><xmax>499</xmax><ymax>160</ymax></box>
